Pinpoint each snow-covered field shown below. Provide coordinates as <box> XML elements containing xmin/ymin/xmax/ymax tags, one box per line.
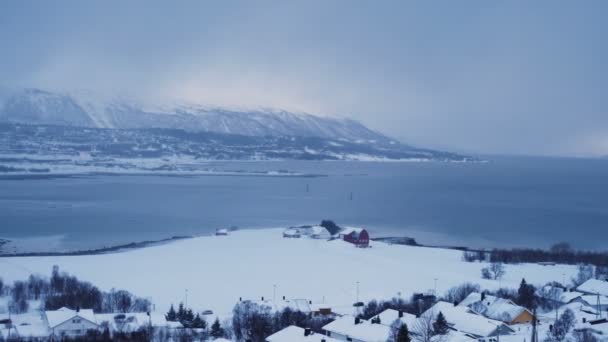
<box><xmin>0</xmin><ymin>229</ymin><xmax>579</xmax><ymax>319</ymax></box>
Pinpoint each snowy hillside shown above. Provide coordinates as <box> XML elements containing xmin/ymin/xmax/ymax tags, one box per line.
<box><xmin>0</xmin><ymin>88</ymin><xmax>391</xmax><ymax>143</ymax></box>
<box><xmin>0</xmin><ymin>229</ymin><xmax>578</xmax><ymax>319</ymax></box>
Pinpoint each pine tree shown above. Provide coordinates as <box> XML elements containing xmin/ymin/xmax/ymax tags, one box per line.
<box><xmin>166</xmin><ymin>304</ymin><xmax>177</xmax><ymax>321</ymax></box>
<box><xmin>397</xmin><ymin>323</ymin><xmax>411</xmax><ymax>342</ymax></box>
<box><xmin>433</xmin><ymin>311</ymin><xmax>449</xmax><ymax>335</ymax></box>
<box><xmin>210</xmin><ymin>317</ymin><xmax>224</xmax><ymax>338</ymax></box>
<box><xmin>517</xmin><ymin>278</ymin><xmax>537</xmax><ymax>309</ymax></box>
<box><xmin>177</xmin><ymin>302</ymin><xmax>186</xmax><ymax>321</ymax></box>
<box><xmin>192</xmin><ymin>313</ymin><xmax>206</xmax><ymax>329</ymax></box>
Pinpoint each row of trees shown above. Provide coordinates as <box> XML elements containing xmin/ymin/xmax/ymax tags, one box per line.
<box><xmin>1</xmin><ymin>266</ymin><xmax>150</xmax><ymax>314</ymax></box>
<box><xmin>464</xmin><ymin>242</ymin><xmax>608</xmax><ymax>269</ymax></box>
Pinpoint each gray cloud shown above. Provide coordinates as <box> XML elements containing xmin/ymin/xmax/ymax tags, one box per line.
<box><xmin>1</xmin><ymin>0</ymin><xmax>607</xmax><ymax>156</ymax></box>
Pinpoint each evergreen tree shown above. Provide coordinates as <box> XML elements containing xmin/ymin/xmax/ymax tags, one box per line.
<box><xmin>210</xmin><ymin>317</ymin><xmax>224</xmax><ymax>338</ymax></box>
<box><xmin>177</xmin><ymin>302</ymin><xmax>186</xmax><ymax>321</ymax></box>
<box><xmin>397</xmin><ymin>323</ymin><xmax>411</xmax><ymax>342</ymax></box>
<box><xmin>517</xmin><ymin>278</ymin><xmax>537</xmax><ymax>309</ymax></box>
<box><xmin>166</xmin><ymin>304</ymin><xmax>177</xmax><ymax>321</ymax></box>
<box><xmin>192</xmin><ymin>313</ymin><xmax>207</xmax><ymax>329</ymax></box>
<box><xmin>433</xmin><ymin>311</ymin><xmax>449</xmax><ymax>335</ymax></box>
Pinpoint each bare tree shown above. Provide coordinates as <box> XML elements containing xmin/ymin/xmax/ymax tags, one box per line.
<box><xmin>412</xmin><ymin>309</ymin><xmax>446</xmax><ymax>342</ymax></box>
<box><xmin>489</xmin><ymin>262</ymin><xmax>506</xmax><ymax>280</ymax></box>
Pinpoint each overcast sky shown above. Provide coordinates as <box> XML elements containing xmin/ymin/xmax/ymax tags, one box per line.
<box><xmin>1</xmin><ymin>1</ymin><xmax>607</xmax><ymax>156</ymax></box>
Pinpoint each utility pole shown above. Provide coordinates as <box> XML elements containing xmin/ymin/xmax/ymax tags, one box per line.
<box><xmin>273</xmin><ymin>284</ymin><xmax>277</xmax><ymax>302</ymax></box>
<box><xmin>434</xmin><ymin>278</ymin><xmax>438</xmax><ymax>296</ymax></box>
<box><xmin>185</xmin><ymin>289</ymin><xmax>188</xmax><ymax>310</ymax></box>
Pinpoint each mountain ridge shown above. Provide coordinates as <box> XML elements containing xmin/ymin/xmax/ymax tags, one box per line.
<box><xmin>0</xmin><ymin>88</ymin><xmax>395</xmax><ymax>144</ymax></box>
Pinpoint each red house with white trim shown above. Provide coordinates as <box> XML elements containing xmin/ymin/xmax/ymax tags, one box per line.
<box><xmin>338</xmin><ymin>227</ymin><xmax>370</xmax><ymax>247</ymax></box>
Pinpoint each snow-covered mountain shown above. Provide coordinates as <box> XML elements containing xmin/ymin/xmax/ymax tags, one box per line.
<box><xmin>0</xmin><ymin>88</ymin><xmax>392</xmax><ymax>143</ymax></box>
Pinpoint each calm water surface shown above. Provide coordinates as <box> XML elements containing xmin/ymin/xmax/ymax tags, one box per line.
<box><xmin>1</xmin><ymin>156</ymin><xmax>607</xmax><ymax>251</ymax></box>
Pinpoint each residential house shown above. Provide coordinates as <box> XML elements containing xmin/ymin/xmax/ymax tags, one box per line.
<box><xmin>423</xmin><ymin>301</ymin><xmax>514</xmax><ymax>338</ymax></box>
<box><xmin>45</xmin><ymin>307</ymin><xmax>100</xmax><ymax>338</ymax></box>
<box><xmin>373</xmin><ymin>309</ymin><xmax>417</xmax><ymax>329</ymax></box>
<box><xmin>266</xmin><ymin>325</ymin><xmax>340</xmax><ymax>342</ymax></box>
<box><xmin>338</xmin><ymin>228</ymin><xmax>369</xmax><ymax>248</ymax></box>
<box><xmin>95</xmin><ymin>312</ymin><xmax>181</xmax><ymax>335</ymax></box>
<box><xmin>283</xmin><ymin>228</ymin><xmax>301</xmax><ymax>238</ymax></box>
<box><xmin>459</xmin><ymin>292</ymin><xmax>534</xmax><ymax>325</ymax></box>
<box><xmin>215</xmin><ymin>228</ymin><xmax>229</xmax><ymax>236</ymax></box>
<box><xmin>572</xmin><ymin>295</ymin><xmax>608</xmax><ymax>313</ymax></box>
<box><xmin>322</xmin><ymin>315</ymin><xmax>391</xmax><ymax>342</ymax></box>
<box><xmin>538</xmin><ymin>286</ymin><xmax>584</xmax><ymax>306</ymax></box>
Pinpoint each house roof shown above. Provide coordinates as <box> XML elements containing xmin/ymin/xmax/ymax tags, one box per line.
<box><xmin>578</xmin><ymin>279</ymin><xmax>608</xmax><ymax>297</ymax></box>
<box><xmin>579</xmin><ymin>295</ymin><xmax>608</xmax><ymax>306</ymax></box>
<box><xmin>340</xmin><ymin>227</ymin><xmax>364</xmax><ymax>235</ymax></box>
<box><xmin>459</xmin><ymin>293</ymin><xmax>530</xmax><ymax>323</ymax></box>
<box><xmin>375</xmin><ymin>309</ymin><xmax>417</xmax><ymax>328</ymax></box>
<box><xmin>322</xmin><ymin>315</ymin><xmax>391</xmax><ymax>342</ymax></box>
<box><xmin>45</xmin><ymin>307</ymin><xmax>97</xmax><ymax>328</ymax></box>
<box><xmin>283</xmin><ymin>228</ymin><xmax>300</xmax><ymax>236</ymax></box>
<box><xmin>266</xmin><ymin>325</ymin><xmax>340</xmax><ymax>342</ymax></box>
<box><xmin>423</xmin><ymin>302</ymin><xmax>514</xmax><ymax>337</ymax></box>
<box><xmin>539</xmin><ymin>286</ymin><xmax>585</xmax><ymax>303</ymax></box>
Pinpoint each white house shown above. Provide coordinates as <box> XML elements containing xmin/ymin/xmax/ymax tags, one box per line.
<box><xmin>45</xmin><ymin>307</ymin><xmax>100</xmax><ymax>338</ymax></box>
<box><xmin>266</xmin><ymin>325</ymin><xmax>340</xmax><ymax>342</ymax></box>
<box><xmin>572</xmin><ymin>295</ymin><xmax>608</xmax><ymax>313</ymax></box>
<box><xmin>423</xmin><ymin>302</ymin><xmax>514</xmax><ymax>338</ymax></box>
<box><xmin>283</xmin><ymin>228</ymin><xmax>301</xmax><ymax>238</ymax></box>
<box><xmin>458</xmin><ymin>292</ymin><xmax>534</xmax><ymax>325</ymax></box>
<box><xmin>373</xmin><ymin>309</ymin><xmax>417</xmax><ymax>328</ymax></box>
<box><xmin>322</xmin><ymin>315</ymin><xmax>391</xmax><ymax>342</ymax></box>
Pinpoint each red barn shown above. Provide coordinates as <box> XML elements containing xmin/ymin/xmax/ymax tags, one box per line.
<box><xmin>339</xmin><ymin>227</ymin><xmax>369</xmax><ymax>247</ymax></box>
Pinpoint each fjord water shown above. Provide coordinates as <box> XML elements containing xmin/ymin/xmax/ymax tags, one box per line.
<box><xmin>1</xmin><ymin>156</ymin><xmax>607</xmax><ymax>251</ymax></box>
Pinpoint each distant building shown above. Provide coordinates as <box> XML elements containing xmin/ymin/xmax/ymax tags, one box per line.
<box><xmin>45</xmin><ymin>307</ymin><xmax>100</xmax><ymax>339</ymax></box>
<box><xmin>338</xmin><ymin>228</ymin><xmax>369</xmax><ymax>247</ymax></box>
<box><xmin>299</xmin><ymin>226</ymin><xmax>332</xmax><ymax>240</ymax></box>
<box><xmin>215</xmin><ymin>228</ymin><xmax>229</xmax><ymax>236</ymax></box>
<box><xmin>283</xmin><ymin>228</ymin><xmax>301</xmax><ymax>238</ymax></box>
<box><xmin>373</xmin><ymin>308</ymin><xmax>417</xmax><ymax>328</ymax></box>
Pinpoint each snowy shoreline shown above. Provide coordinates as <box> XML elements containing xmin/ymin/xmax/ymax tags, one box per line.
<box><xmin>0</xmin><ymin>228</ymin><xmax>580</xmax><ymax>321</ymax></box>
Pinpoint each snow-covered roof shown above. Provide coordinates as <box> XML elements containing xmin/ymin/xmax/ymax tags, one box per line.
<box><xmin>482</xmin><ymin>298</ymin><xmax>528</xmax><ymax>323</ymax></box>
<box><xmin>340</xmin><ymin>227</ymin><xmax>364</xmax><ymax>235</ymax></box>
<box><xmin>423</xmin><ymin>302</ymin><xmax>513</xmax><ymax>338</ymax></box>
<box><xmin>309</xmin><ymin>226</ymin><xmax>330</xmax><ymax>236</ymax></box>
<box><xmin>539</xmin><ymin>286</ymin><xmax>585</xmax><ymax>303</ymax></box>
<box><xmin>575</xmin><ymin>319</ymin><xmax>608</xmax><ymax>336</ymax></box>
<box><xmin>45</xmin><ymin>307</ymin><xmax>97</xmax><ymax>328</ymax></box>
<box><xmin>459</xmin><ymin>293</ymin><xmax>529</xmax><ymax>323</ymax></box>
<box><xmin>579</xmin><ymin>295</ymin><xmax>608</xmax><ymax>306</ymax></box>
<box><xmin>375</xmin><ymin>309</ymin><xmax>417</xmax><ymax>328</ymax></box>
<box><xmin>256</xmin><ymin>298</ymin><xmax>312</xmax><ymax>313</ymax></box>
<box><xmin>266</xmin><ymin>325</ymin><xmax>340</xmax><ymax>342</ymax></box>
<box><xmin>283</xmin><ymin>228</ymin><xmax>300</xmax><ymax>236</ymax></box>
<box><xmin>323</xmin><ymin>315</ymin><xmax>391</xmax><ymax>342</ymax></box>
<box><xmin>578</xmin><ymin>279</ymin><xmax>608</xmax><ymax>296</ymax></box>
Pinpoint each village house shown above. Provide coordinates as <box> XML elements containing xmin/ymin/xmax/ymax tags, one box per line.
<box><xmin>266</xmin><ymin>325</ymin><xmax>341</xmax><ymax>342</ymax></box>
<box><xmin>572</xmin><ymin>295</ymin><xmax>608</xmax><ymax>313</ymax></box>
<box><xmin>94</xmin><ymin>311</ymin><xmax>181</xmax><ymax>335</ymax></box>
<box><xmin>424</xmin><ymin>301</ymin><xmax>514</xmax><ymax>338</ymax></box>
<box><xmin>45</xmin><ymin>307</ymin><xmax>100</xmax><ymax>338</ymax></box>
<box><xmin>215</xmin><ymin>228</ymin><xmax>229</xmax><ymax>236</ymax></box>
<box><xmin>322</xmin><ymin>315</ymin><xmax>391</xmax><ymax>342</ymax></box>
<box><xmin>458</xmin><ymin>292</ymin><xmax>535</xmax><ymax>325</ymax></box>
<box><xmin>283</xmin><ymin>228</ymin><xmax>302</xmax><ymax>238</ymax></box>
<box><xmin>300</xmin><ymin>225</ymin><xmax>332</xmax><ymax>240</ymax></box>
<box><xmin>578</xmin><ymin>279</ymin><xmax>608</xmax><ymax>297</ymax></box>
<box><xmin>337</xmin><ymin>228</ymin><xmax>370</xmax><ymax>248</ymax></box>
<box><xmin>373</xmin><ymin>308</ymin><xmax>417</xmax><ymax>329</ymax></box>
<box><xmin>538</xmin><ymin>285</ymin><xmax>584</xmax><ymax>306</ymax></box>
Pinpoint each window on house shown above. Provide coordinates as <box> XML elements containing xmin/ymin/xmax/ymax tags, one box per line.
<box><xmin>73</xmin><ymin>319</ymin><xmax>81</xmax><ymax>323</ymax></box>
<box><xmin>347</xmin><ymin>338</ymin><xmax>353</xmax><ymax>342</ymax></box>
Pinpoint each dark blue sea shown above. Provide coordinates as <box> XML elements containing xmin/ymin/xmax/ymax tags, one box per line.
<box><xmin>1</xmin><ymin>156</ymin><xmax>608</xmax><ymax>251</ymax></box>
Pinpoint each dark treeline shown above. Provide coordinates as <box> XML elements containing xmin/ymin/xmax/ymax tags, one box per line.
<box><xmin>463</xmin><ymin>242</ymin><xmax>608</xmax><ymax>268</ymax></box>
<box><xmin>3</xmin><ymin>265</ymin><xmax>150</xmax><ymax>314</ymax></box>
